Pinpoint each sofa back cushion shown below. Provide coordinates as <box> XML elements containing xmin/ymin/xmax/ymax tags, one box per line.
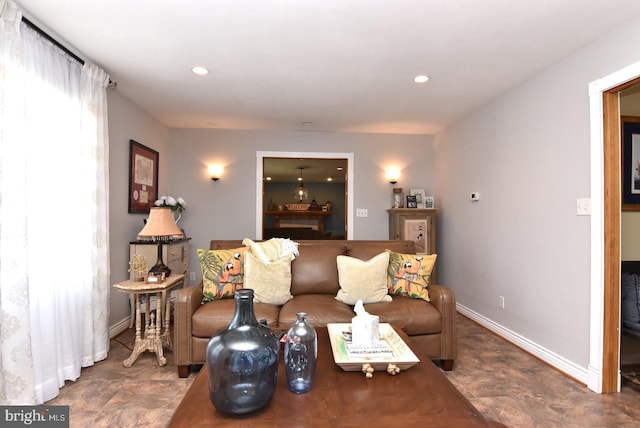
<box><xmin>290</xmin><ymin>241</ymin><xmax>346</xmax><ymax>295</ymax></box>
<box><xmin>346</xmin><ymin>240</ymin><xmax>416</xmax><ymax>260</ymax></box>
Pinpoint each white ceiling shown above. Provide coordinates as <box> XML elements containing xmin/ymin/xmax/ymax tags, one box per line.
<box><xmin>16</xmin><ymin>0</ymin><xmax>640</xmax><ymax>135</ymax></box>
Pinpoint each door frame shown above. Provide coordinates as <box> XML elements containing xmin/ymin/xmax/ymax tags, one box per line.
<box><xmin>589</xmin><ymin>61</ymin><xmax>640</xmax><ymax>393</ymax></box>
<box><xmin>255</xmin><ymin>151</ymin><xmax>354</xmax><ymax>240</ymax></box>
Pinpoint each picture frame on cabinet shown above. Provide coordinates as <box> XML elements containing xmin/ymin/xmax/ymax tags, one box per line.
<box><xmin>128</xmin><ymin>140</ymin><xmax>159</xmax><ymax>213</ymax></box>
<box><xmin>406</xmin><ymin>195</ymin><xmax>418</xmax><ymax>208</ymax></box>
<box><xmin>403</xmin><ymin>219</ymin><xmax>428</xmax><ymax>253</ymax></box>
<box><xmin>424</xmin><ymin>196</ymin><xmax>435</xmax><ymax>209</ymax></box>
<box><xmin>409</xmin><ymin>188</ymin><xmax>427</xmax><ymax>208</ymax></box>
<box><xmin>622</xmin><ymin>116</ymin><xmax>640</xmax><ymax>211</ymax></box>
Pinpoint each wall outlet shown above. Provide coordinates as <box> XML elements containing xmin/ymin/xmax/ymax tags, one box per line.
<box><xmin>356</xmin><ymin>208</ymin><xmax>368</xmax><ymax>217</ymax></box>
<box><xmin>498</xmin><ymin>296</ymin><xmax>505</xmax><ymax>309</ymax></box>
<box><xmin>190</xmin><ymin>272</ymin><xmax>196</xmax><ymax>281</ymax></box>
<box><xmin>470</xmin><ymin>192</ymin><xmax>480</xmax><ymax>201</ymax></box>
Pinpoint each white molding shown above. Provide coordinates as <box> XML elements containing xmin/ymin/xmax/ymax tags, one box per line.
<box><xmin>255</xmin><ymin>151</ymin><xmax>355</xmax><ymax>239</ymax></box>
<box><xmin>457</xmin><ymin>304</ymin><xmax>589</xmax><ymax>385</ymax></box>
<box><xmin>109</xmin><ymin>317</ymin><xmax>131</xmax><ymax>339</ymax></box>
<box><xmin>587</xmin><ymin>60</ymin><xmax>640</xmax><ymax>393</ymax></box>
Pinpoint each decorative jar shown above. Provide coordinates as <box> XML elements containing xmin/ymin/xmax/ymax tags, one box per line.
<box><xmin>205</xmin><ymin>289</ymin><xmax>279</xmax><ymax>414</ymax></box>
<box><xmin>393</xmin><ymin>187</ymin><xmax>405</xmax><ymax>208</ymax></box>
<box><xmin>284</xmin><ymin>312</ymin><xmax>317</xmax><ymax>393</ymax></box>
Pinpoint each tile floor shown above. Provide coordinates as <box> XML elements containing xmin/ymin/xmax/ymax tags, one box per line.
<box><xmin>46</xmin><ymin>314</ymin><xmax>640</xmax><ymax>427</ymax></box>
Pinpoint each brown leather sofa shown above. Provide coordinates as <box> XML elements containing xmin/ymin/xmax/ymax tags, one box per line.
<box><xmin>174</xmin><ymin>239</ymin><xmax>457</xmax><ymax>377</ymax></box>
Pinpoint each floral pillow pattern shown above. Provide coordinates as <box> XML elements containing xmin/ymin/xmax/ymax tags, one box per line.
<box><xmin>386</xmin><ymin>250</ymin><xmax>437</xmax><ymax>302</ymax></box>
<box><xmin>198</xmin><ymin>247</ymin><xmax>248</xmax><ymax>303</ymax></box>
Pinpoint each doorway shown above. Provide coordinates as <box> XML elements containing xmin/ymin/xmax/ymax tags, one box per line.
<box><xmin>255</xmin><ymin>151</ymin><xmax>355</xmax><ymax>240</ymax></box>
<box><xmin>591</xmin><ymin>64</ymin><xmax>640</xmax><ymax>393</ymax></box>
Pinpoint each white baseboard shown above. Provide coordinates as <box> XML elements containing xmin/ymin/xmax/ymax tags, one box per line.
<box><xmin>457</xmin><ymin>303</ymin><xmax>589</xmax><ymax>385</ymax></box>
<box><xmin>109</xmin><ymin>317</ymin><xmax>131</xmax><ymax>339</ymax></box>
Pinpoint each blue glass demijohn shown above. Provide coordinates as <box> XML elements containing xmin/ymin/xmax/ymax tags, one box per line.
<box><xmin>205</xmin><ymin>288</ymin><xmax>279</xmax><ymax>415</ymax></box>
<box><xmin>284</xmin><ymin>312</ymin><xmax>318</xmax><ymax>393</ymax></box>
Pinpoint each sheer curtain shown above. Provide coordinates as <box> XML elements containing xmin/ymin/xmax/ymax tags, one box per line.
<box><xmin>0</xmin><ymin>0</ymin><xmax>110</xmax><ymax>404</ymax></box>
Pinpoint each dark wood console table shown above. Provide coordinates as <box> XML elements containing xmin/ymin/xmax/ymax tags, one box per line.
<box><xmin>265</xmin><ymin>210</ymin><xmax>332</xmax><ymax>234</ymax></box>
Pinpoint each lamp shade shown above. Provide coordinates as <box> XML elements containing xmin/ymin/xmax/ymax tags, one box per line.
<box><xmin>137</xmin><ymin>207</ymin><xmax>183</xmax><ymax>240</ymax></box>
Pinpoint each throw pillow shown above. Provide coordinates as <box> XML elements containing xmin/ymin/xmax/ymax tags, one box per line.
<box><xmin>386</xmin><ymin>250</ymin><xmax>437</xmax><ymax>302</ymax></box>
<box><xmin>198</xmin><ymin>247</ymin><xmax>248</xmax><ymax>303</ymax></box>
<box><xmin>335</xmin><ymin>252</ymin><xmax>392</xmax><ymax>305</ymax></box>
<box><xmin>244</xmin><ymin>251</ymin><xmax>294</xmax><ymax>305</ymax></box>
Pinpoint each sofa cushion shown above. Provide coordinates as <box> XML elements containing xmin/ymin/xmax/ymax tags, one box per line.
<box><xmin>198</xmin><ymin>247</ymin><xmax>248</xmax><ymax>303</ymax></box>
<box><xmin>622</xmin><ymin>272</ymin><xmax>640</xmax><ymax>331</ymax></box>
<box><xmin>279</xmin><ymin>294</ymin><xmax>355</xmax><ymax>328</ymax></box>
<box><xmin>244</xmin><ymin>251</ymin><xmax>294</xmax><ymax>305</ymax></box>
<box><xmin>290</xmin><ymin>241</ymin><xmax>346</xmax><ymax>295</ymax></box>
<box><xmin>335</xmin><ymin>252</ymin><xmax>392</xmax><ymax>304</ymax></box>
<box><xmin>365</xmin><ymin>297</ymin><xmax>442</xmax><ymax>335</ymax></box>
<box><xmin>346</xmin><ymin>240</ymin><xmax>415</xmax><ymax>260</ymax></box>
<box><xmin>192</xmin><ymin>298</ymin><xmax>280</xmax><ymax>338</ymax></box>
<box><xmin>386</xmin><ymin>251</ymin><xmax>437</xmax><ymax>302</ymax></box>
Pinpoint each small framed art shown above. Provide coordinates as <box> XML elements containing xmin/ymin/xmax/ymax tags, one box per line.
<box><xmin>406</xmin><ymin>195</ymin><xmax>418</xmax><ymax>208</ymax></box>
<box><xmin>128</xmin><ymin>140</ymin><xmax>159</xmax><ymax>213</ymax></box>
<box><xmin>424</xmin><ymin>196</ymin><xmax>435</xmax><ymax>209</ymax></box>
<box><xmin>409</xmin><ymin>188</ymin><xmax>427</xmax><ymax>208</ymax></box>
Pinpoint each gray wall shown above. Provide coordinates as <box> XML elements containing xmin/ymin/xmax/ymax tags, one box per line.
<box><xmin>107</xmin><ymin>90</ymin><xmax>170</xmax><ymax>329</ymax></box>
<box><xmin>434</xmin><ymin>15</ymin><xmax>640</xmax><ymax>368</ymax></box>
<box><xmin>166</xmin><ymin>129</ymin><xmax>434</xmax><ymax>284</ymax></box>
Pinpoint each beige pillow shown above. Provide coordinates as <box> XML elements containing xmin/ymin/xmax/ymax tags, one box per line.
<box><xmin>244</xmin><ymin>251</ymin><xmax>294</xmax><ymax>305</ymax></box>
<box><xmin>335</xmin><ymin>252</ymin><xmax>392</xmax><ymax>305</ymax></box>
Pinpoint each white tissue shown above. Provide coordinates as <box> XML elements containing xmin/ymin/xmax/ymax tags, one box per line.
<box><xmin>351</xmin><ymin>300</ymin><xmax>379</xmax><ymax>346</ymax></box>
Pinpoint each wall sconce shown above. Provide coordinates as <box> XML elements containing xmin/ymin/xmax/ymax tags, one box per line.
<box><xmin>385</xmin><ymin>168</ymin><xmax>401</xmax><ymax>184</ymax></box>
<box><xmin>207</xmin><ymin>164</ymin><xmax>224</xmax><ymax>181</ymax></box>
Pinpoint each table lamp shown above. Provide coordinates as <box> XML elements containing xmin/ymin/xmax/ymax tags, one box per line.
<box><xmin>137</xmin><ymin>207</ymin><xmax>184</xmax><ymax>276</ymax></box>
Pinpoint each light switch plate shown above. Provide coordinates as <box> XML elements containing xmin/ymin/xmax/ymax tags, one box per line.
<box><xmin>576</xmin><ymin>198</ymin><xmax>591</xmax><ymax>216</ymax></box>
<box><xmin>356</xmin><ymin>208</ymin><xmax>368</xmax><ymax>217</ymax></box>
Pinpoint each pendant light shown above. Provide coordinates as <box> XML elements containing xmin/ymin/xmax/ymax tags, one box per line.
<box><xmin>294</xmin><ymin>167</ymin><xmax>309</xmax><ymax>202</ymax></box>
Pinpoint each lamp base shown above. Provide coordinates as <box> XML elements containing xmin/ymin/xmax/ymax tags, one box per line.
<box><xmin>149</xmin><ymin>262</ymin><xmax>171</xmax><ymax>277</ymax></box>
<box><xmin>149</xmin><ymin>243</ymin><xmax>171</xmax><ymax>277</ymax></box>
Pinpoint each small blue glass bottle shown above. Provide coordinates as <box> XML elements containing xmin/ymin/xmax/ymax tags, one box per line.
<box><xmin>284</xmin><ymin>312</ymin><xmax>317</xmax><ymax>393</ymax></box>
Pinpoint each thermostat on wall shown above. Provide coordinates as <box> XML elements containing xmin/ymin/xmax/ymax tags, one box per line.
<box><xmin>470</xmin><ymin>192</ymin><xmax>480</xmax><ymax>201</ymax></box>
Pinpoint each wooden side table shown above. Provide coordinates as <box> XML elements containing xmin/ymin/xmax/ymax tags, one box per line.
<box><xmin>113</xmin><ymin>274</ymin><xmax>185</xmax><ymax>367</ymax></box>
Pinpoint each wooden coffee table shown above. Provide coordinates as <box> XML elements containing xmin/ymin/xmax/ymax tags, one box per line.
<box><xmin>168</xmin><ymin>327</ymin><xmax>506</xmax><ymax>427</ymax></box>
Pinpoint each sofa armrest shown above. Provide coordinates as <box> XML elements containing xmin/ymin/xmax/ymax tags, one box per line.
<box><xmin>174</xmin><ymin>284</ymin><xmax>204</xmax><ymax>366</ymax></box>
<box><xmin>427</xmin><ymin>284</ymin><xmax>457</xmax><ymax>361</ymax></box>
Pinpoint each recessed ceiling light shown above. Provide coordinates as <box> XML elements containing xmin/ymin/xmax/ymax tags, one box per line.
<box><xmin>414</xmin><ymin>75</ymin><xmax>430</xmax><ymax>83</ymax></box>
<box><xmin>265</xmin><ymin>177</ymin><xmax>272</xmax><ymax>181</ymax></box>
<box><xmin>327</xmin><ymin>177</ymin><xmax>333</xmax><ymax>182</ymax></box>
<box><xmin>192</xmin><ymin>66</ymin><xmax>209</xmax><ymax>76</ymax></box>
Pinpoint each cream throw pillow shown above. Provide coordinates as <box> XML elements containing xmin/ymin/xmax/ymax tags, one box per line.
<box><xmin>335</xmin><ymin>252</ymin><xmax>392</xmax><ymax>305</ymax></box>
<box><xmin>244</xmin><ymin>251</ymin><xmax>294</xmax><ymax>305</ymax></box>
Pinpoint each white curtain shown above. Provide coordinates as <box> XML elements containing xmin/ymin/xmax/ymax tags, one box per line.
<box><xmin>0</xmin><ymin>0</ymin><xmax>110</xmax><ymax>404</ymax></box>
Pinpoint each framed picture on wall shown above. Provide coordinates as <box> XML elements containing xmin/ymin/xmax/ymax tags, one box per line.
<box><xmin>409</xmin><ymin>188</ymin><xmax>427</xmax><ymax>208</ymax></box>
<box><xmin>128</xmin><ymin>140</ymin><xmax>159</xmax><ymax>213</ymax></box>
<box><xmin>622</xmin><ymin>116</ymin><xmax>640</xmax><ymax>211</ymax></box>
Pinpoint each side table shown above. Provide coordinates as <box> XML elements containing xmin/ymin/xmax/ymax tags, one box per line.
<box><xmin>113</xmin><ymin>274</ymin><xmax>185</xmax><ymax>367</ymax></box>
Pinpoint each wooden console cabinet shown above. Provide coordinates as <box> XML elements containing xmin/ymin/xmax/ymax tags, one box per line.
<box><xmin>129</xmin><ymin>238</ymin><xmax>190</xmax><ymax>279</ymax></box>
<box><xmin>387</xmin><ymin>209</ymin><xmax>437</xmax><ymax>255</ymax></box>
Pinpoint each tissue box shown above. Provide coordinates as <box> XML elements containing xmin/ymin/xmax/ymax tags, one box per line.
<box><xmin>351</xmin><ymin>314</ymin><xmax>379</xmax><ymax>346</ymax></box>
